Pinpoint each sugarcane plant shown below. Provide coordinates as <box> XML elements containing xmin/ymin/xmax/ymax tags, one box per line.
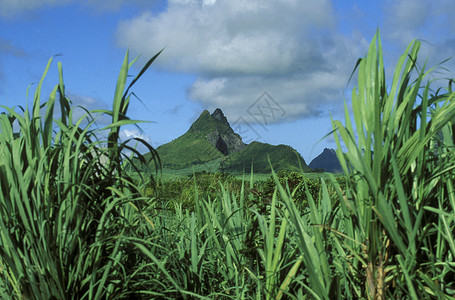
<box><xmin>329</xmin><ymin>32</ymin><xmax>455</xmax><ymax>298</ymax></box>
<box><xmin>0</xmin><ymin>50</ymin><xmax>161</xmax><ymax>299</ymax></box>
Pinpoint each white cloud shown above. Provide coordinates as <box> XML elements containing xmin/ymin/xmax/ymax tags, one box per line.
<box><xmin>118</xmin><ymin>0</ymin><xmax>336</xmax><ymax>76</ymax></box>
<box><xmin>116</xmin><ymin>0</ymin><xmax>370</xmax><ymax>123</ymax></box>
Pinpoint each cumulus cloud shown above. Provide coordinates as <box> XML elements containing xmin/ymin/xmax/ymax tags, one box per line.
<box><xmin>117</xmin><ymin>0</ymin><xmax>369</xmax><ymax>123</ymax></box>
<box><xmin>118</xmin><ymin>0</ymin><xmax>336</xmax><ymax>76</ymax></box>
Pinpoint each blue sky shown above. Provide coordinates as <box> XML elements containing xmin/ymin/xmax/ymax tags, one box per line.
<box><xmin>0</xmin><ymin>0</ymin><xmax>454</xmax><ymax>163</ymax></box>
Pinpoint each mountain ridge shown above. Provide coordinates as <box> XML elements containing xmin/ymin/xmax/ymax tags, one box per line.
<box><xmin>142</xmin><ymin>108</ymin><xmax>316</xmax><ymax>173</ymax></box>
<box><xmin>220</xmin><ymin>141</ymin><xmax>309</xmax><ymax>173</ymax></box>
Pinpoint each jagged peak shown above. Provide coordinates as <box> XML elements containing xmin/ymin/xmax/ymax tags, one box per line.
<box><xmin>190</xmin><ymin>108</ymin><xmax>232</xmax><ymax>133</ymax></box>
<box><xmin>200</xmin><ymin>109</ymin><xmax>211</xmax><ymax>117</ymax></box>
<box><xmin>186</xmin><ymin>108</ymin><xmax>245</xmax><ymax>155</ymax></box>
<box><xmin>211</xmin><ymin>108</ymin><xmax>228</xmax><ymax>124</ymax></box>
<box><xmin>188</xmin><ymin>109</ymin><xmax>214</xmax><ymax>133</ymax></box>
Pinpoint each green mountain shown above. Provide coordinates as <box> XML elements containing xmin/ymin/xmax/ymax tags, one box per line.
<box><xmin>150</xmin><ymin>108</ymin><xmax>245</xmax><ymax>169</ymax></box>
<box><xmin>219</xmin><ymin>141</ymin><xmax>310</xmax><ymax>173</ymax></box>
<box><xmin>141</xmin><ymin>108</ymin><xmax>310</xmax><ymax>173</ymax></box>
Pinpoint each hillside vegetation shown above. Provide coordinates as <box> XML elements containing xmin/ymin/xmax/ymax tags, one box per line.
<box><xmin>220</xmin><ymin>141</ymin><xmax>310</xmax><ymax>173</ymax></box>
<box><xmin>144</xmin><ymin>108</ymin><xmax>246</xmax><ymax>170</ymax></box>
<box><xmin>143</xmin><ymin>108</ymin><xmax>312</xmax><ymax>174</ymax></box>
<box><xmin>153</xmin><ymin>131</ymin><xmax>223</xmax><ymax>168</ymax></box>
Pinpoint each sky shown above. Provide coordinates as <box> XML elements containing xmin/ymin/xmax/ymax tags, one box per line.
<box><xmin>0</xmin><ymin>0</ymin><xmax>454</xmax><ymax>163</ymax></box>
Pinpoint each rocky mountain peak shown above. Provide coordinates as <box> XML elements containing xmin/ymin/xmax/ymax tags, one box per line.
<box><xmin>188</xmin><ymin>110</ymin><xmax>213</xmax><ymax>133</ymax></box>
<box><xmin>211</xmin><ymin>108</ymin><xmax>228</xmax><ymax>125</ymax></box>
<box><xmin>188</xmin><ymin>108</ymin><xmax>245</xmax><ymax>155</ymax></box>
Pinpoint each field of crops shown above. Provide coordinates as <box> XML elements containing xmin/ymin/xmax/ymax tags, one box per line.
<box><xmin>0</xmin><ymin>33</ymin><xmax>454</xmax><ymax>299</ymax></box>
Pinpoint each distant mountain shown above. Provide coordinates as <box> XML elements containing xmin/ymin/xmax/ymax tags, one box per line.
<box><xmin>189</xmin><ymin>108</ymin><xmax>246</xmax><ymax>155</ymax></box>
<box><xmin>151</xmin><ymin>108</ymin><xmax>245</xmax><ymax>169</ymax></box>
<box><xmin>141</xmin><ymin>108</ymin><xmax>310</xmax><ymax>173</ymax></box>
<box><xmin>220</xmin><ymin>141</ymin><xmax>310</xmax><ymax>173</ymax></box>
<box><xmin>308</xmin><ymin>148</ymin><xmax>342</xmax><ymax>173</ymax></box>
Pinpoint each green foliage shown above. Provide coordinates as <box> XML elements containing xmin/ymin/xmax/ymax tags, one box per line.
<box><xmin>153</xmin><ymin>132</ymin><xmax>223</xmax><ymax>168</ymax></box>
<box><xmin>220</xmin><ymin>141</ymin><xmax>310</xmax><ymax>173</ymax></box>
<box><xmin>134</xmin><ymin>31</ymin><xmax>455</xmax><ymax>299</ymax></box>
<box><xmin>127</xmin><ymin>175</ymin><xmax>308</xmax><ymax>299</ymax></box>
<box><xmin>264</xmin><ymin>171</ymin><xmax>336</xmax><ymax>207</ymax></box>
<box><xmin>147</xmin><ymin>171</ymin><xmax>341</xmax><ymax>212</ymax></box>
<box><xmin>328</xmin><ymin>32</ymin><xmax>455</xmax><ymax>298</ymax></box>
<box><xmin>146</xmin><ymin>171</ymin><xmax>244</xmax><ymax>209</ymax></box>
<box><xmin>0</xmin><ymin>51</ymin><xmax>162</xmax><ymax>299</ymax></box>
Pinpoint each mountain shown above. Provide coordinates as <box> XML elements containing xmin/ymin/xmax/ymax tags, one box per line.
<box><xmin>189</xmin><ymin>108</ymin><xmax>246</xmax><ymax>155</ymax></box>
<box><xmin>308</xmin><ymin>148</ymin><xmax>342</xmax><ymax>173</ymax></box>
<box><xmin>219</xmin><ymin>141</ymin><xmax>310</xmax><ymax>173</ymax></box>
<box><xmin>151</xmin><ymin>108</ymin><xmax>245</xmax><ymax>169</ymax></box>
<box><xmin>141</xmin><ymin>108</ymin><xmax>310</xmax><ymax>173</ymax></box>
